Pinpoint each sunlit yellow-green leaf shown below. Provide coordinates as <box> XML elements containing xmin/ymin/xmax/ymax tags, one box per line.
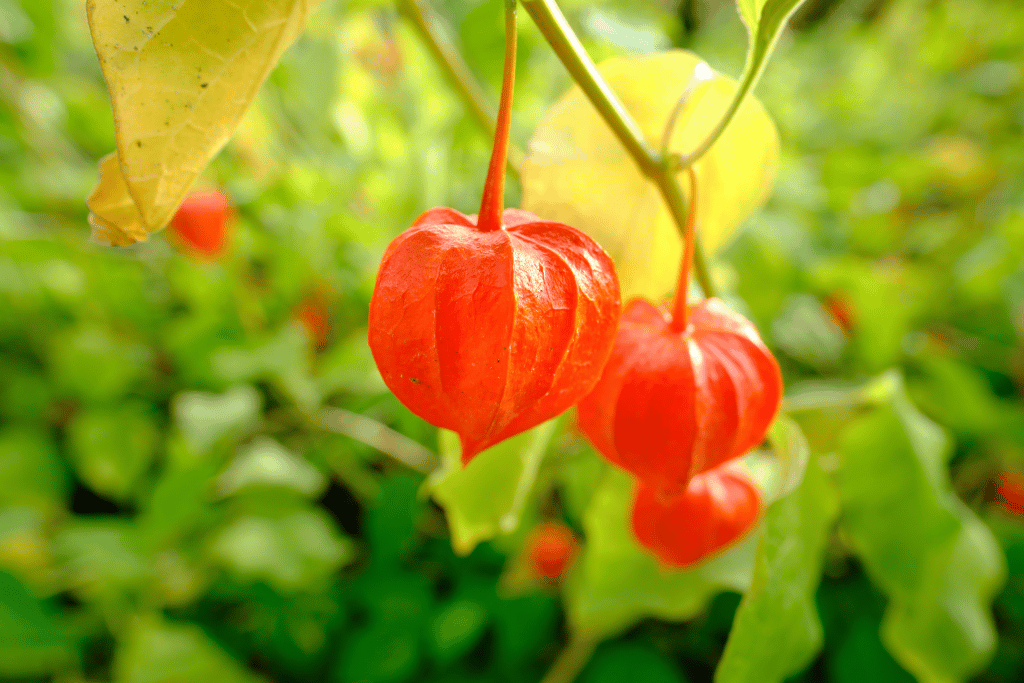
<box><xmin>85</xmin><ymin>0</ymin><xmax>323</xmax><ymax>245</ymax></box>
<box><xmin>521</xmin><ymin>50</ymin><xmax>778</xmax><ymax>302</ymax></box>
<box><xmin>429</xmin><ymin>419</ymin><xmax>561</xmax><ymax>556</ymax></box>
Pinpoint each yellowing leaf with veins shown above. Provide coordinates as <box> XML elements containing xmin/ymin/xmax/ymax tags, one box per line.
<box><xmin>86</xmin><ymin>0</ymin><xmax>323</xmax><ymax>245</ymax></box>
<box><xmin>521</xmin><ymin>50</ymin><xmax>779</xmax><ymax>302</ymax></box>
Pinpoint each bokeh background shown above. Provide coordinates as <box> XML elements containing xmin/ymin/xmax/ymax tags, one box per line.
<box><xmin>2</xmin><ymin>0</ymin><xmax>1024</xmax><ymax>681</ymax></box>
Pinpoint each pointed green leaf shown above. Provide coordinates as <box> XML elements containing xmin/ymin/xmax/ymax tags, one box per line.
<box><xmin>838</xmin><ymin>375</ymin><xmax>1005</xmax><ymax>682</ymax></box>
<box><xmin>735</xmin><ymin>0</ymin><xmax>809</xmax><ymax>89</ymax></box>
<box><xmin>716</xmin><ymin>455</ymin><xmax>838</xmax><ymax>683</ymax></box>
<box><xmin>429</xmin><ymin>418</ymin><xmax>561</xmax><ymax>556</ymax></box>
<box><xmin>565</xmin><ymin>461</ymin><xmax>757</xmax><ymax>638</ymax></box>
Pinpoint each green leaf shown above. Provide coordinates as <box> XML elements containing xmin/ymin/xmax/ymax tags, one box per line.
<box><xmin>735</xmin><ymin>0</ymin><xmax>809</xmax><ymax>89</ymax></box>
<box><xmin>114</xmin><ymin>614</ymin><xmax>258</xmax><ymax>683</ymax></box>
<box><xmin>837</xmin><ymin>375</ymin><xmax>1005</xmax><ymax>682</ymax></box>
<box><xmin>50</xmin><ymin>324</ymin><xmax>150</xmax><ymax>403</ymax></box>
<box><xmin>172</xmin><ymin>385</ymin><xmax>261</xmax><ymax>454</ymax></box>
<box><xmin>565</xmin><ymin>461</ymin><xmax>757</xmax><ymax>639</ymax></box>
<box><xmin>428</xmin><ymin>418</ymin><xmax>561</xmax><ymax>556</ymax></box>
<box><xmin>336</xmin><ymin>623</ymin><xmax>421</xmax><ymax>683</ymax></box>
<box><xmin>366</xmin><ymin>474</ymin><xmax>424</xmax><ymax>565</ymax></box>
<box><xmin>52</xmin><ymin>519</ymin><xmax>152</xmax><ymax>602</ymax></box>
<box><xmin>715</xmin><ymin>455</ymin><xmax>838</xmax><ymax>683</ymax></box>
<box><xmin>207</xmin><ymin>505</ymin><xmax>353</xmax><ymax>593</ymax></box>
<box><xmin>66</xmin><ymin>401</ymin><xmax>160</xmax><ymax>501</ymax></box>
<box><xmin>582</xmin><ymin>643</ymin><xmax>686</xmax><ymax>683</ymax></box>
<box><xmin>215</xmin><ymin>437</ymin><xmax>327</xmax><ymax>499</ymax></box>
<box><xmin>85</xmin><ymin>0</ymin><xmax>324</xmax><ymax>245</ymax></box>
<box><xmin>212</xmin><ymin>323</ymin><xmax>320</xmax><ymax>412</ymax></box>
<box><xmin>0</xmin><ymin>571</ymin><xmax>76</xmax><ymax>677</ymax></box>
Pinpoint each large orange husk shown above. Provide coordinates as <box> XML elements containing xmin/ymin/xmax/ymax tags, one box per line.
<box><xmin>369</xmin><ymin>207</ymin><xmax>620</xmax><ymax>464</ymax></box>
<box><xmin>578</xmin><ymin>297</ymin><xmax>782</xmax><ymax>495</ymax></box>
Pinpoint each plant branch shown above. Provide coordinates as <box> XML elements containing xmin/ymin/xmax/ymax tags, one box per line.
<box><xmin>318</xmin><ymin>407</ymin><xmax>440</xmax><ymax>473</ymax></box>
<box><xmin>397</xmin><ymin>0</ymin><xmax>523</xmax><ymax>177</ymax></box>
<box><xmin>540</xmin><ymin>633</ymin><xmax>599</xmax><ymax>683</ymax></box>
<box><xmin>677</xmin><ymin>62</ymin><xmax>758</xmax><ymax>167</ymax></box>
<box><xmin>521</xmin><ymin>0</ymin><xmax>718</xmax><ymax>298</ymax></box>
<box><xmin>520</xmin><ymin>0</ymin><xmax>659</xmax><ymax>177</ymax></box>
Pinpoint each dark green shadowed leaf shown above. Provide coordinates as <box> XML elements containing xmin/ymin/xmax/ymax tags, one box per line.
<box><xmin>716</xmin><ymin>454</ymin><xmax>838</xmax><ymax>683</ymax></box>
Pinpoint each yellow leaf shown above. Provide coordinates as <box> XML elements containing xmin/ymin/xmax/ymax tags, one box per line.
<box><xmin>521</xmin><ymin>50</ymin><xmax>779</xmax><ymax>302</ymax></box>
<box><xmin>85</xmin><ymin>0</ymin><xmax>323</xmax><ymax>245</ymax></box>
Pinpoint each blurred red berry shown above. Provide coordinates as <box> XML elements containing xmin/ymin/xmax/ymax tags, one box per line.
<box><xmin>526</xmin><ymin>521</ymin><xmax>578</xmax><ymax>581</ymax></box>
<box><xmin>824</xmin><ymin>294</ymin><xmax>855</xmax><ymax>334</ymax></box>
<box><xmin>170</xmin><ymin>189</ymin><xmax>232</xmax><ymax>259</ymax></box>
<box><xmin>995</xmin><ymin>471</ymin><xmax>1024</xmax><ymax>515</ymax></box>
<box><xmin>297</xmin><ymin>298</ymin><xmax>331</xmax><ymax>349</ymax></box>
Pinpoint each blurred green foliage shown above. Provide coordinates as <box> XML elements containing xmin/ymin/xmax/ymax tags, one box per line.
<box><xmin>2</xmin><ymin>0</ymin><xmax>1024</xmax><ymax>681</ymax></box>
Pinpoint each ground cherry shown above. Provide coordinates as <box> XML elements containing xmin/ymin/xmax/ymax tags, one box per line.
<box><xmin>526</xmin><ymin>521</ymin><xmax>578</xmax><ymax>581</ymax></box>
<box><xmin>367</xmin><ymin>3</ymin><xmax>620</xmax><ymax>464</ymax></box>
<box><xmin>631</xmin><ymin>467</ymin><xmax>760</xmax><ymax>568</ymax></box>
<box><xmin>169</xmin><ymin>189</ymin><xmax>232</xmax><ymax>259</ymax></box>
<box><xmin>995</xmin><ymin>471</ymin><xmax>1024</xmax><ymax>515</ymax></box>
<box><xmin>824</xmin><ymin>294</ymin><xmax>855</xmax><ymax>334</ymax></box>
<box><xmin>297</xmin><ymin>297</ymin><xmax>331</xmax><ymax>349</ymax></box>
<box><xmin>577</xmin><ymin>297</ymin><xmax>782</xmax><ymax>496</ymax></box>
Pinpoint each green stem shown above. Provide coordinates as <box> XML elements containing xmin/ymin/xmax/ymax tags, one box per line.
<box><xmin>397</xmin><ymin>0</ymin><xmax>523</xmax><ymax>177</ymax></box>
<box><xmin>521</xmin><ymin>0</ymin><xmax>718</xmax><ymax>299</ymax></box>
<box><xmin>477</xmin><ymin>0</ymin><xmax>517</xmax><ymax>231</ymax></box>
<box><xmin>520</xmin><ymin>0</ymin><xmax>658</xmax><ymax>177</ymax></box>
<box><xmin>540</xmin><ymin>633</ymin><xmax>599</xmax><ymax>683</ymax></box>
<box><xmin>677</xmin><ymin>64</ymin><xmax>758</xmax><ymax>167</ymax></box>
<box><xmin>659</xmin><ymin>61</ymin><xmax>713</xmax><ymax>158</ymax></box>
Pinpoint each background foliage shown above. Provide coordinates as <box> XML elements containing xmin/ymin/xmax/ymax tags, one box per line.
<box><xmin>2</xmin><ymin>0</ymin><xmax>1024</xmax><ymax>681</ymax></box>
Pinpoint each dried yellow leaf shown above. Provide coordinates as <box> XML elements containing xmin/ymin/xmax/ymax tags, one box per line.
<box><xmin>86</xmin><ymin>0</ymin><xmax>323</xmax><ymax>245</ymax></box>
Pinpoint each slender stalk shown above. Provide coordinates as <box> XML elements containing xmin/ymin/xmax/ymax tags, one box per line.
<box><xmin>318</xmin><ymin>407</ymin><xmax>440</xmax><ymax>473</ymax></box>
<box><xmin>540</xmin><ymin>634</ymin><xmax>599</xmax><ymax>683</ymax></box>
<box><xmin>521</xmin><ymin>0</ymin><xmax>718</xmax><ymax>298</ymax></box>
<box><xmin>397</xmin><ymin>0</ymin><xmax>523</xmax><ymax>177</ymax></box>
<box><xmin>477</xmin><ymin>0</ymin><xmax>518</xmax><ymax>232</ymax></box>
<box><xmin>677</xmin><ymin>66</ymin><xmax>758</xmax><ymax>167</ymax></box>
<box><xmin>659</xmin><ymin>61</ymin><xmax>713</xmax><ymax>158</ymax></box>
<box><xmin>671</xmin><ymin>169</ymin><xmax>699</xmax><ymax>331</ymax></box>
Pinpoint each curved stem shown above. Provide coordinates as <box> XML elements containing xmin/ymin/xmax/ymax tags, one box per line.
<box><xmin>398</xmin><ymin>0</ymin><xmax>523</xmax><ymax>177</ymax></box>
<box><xmin>477</xmin><ymin>0</ymin><xmax>517</xmax><ymax>232</ymax></box>
<box><xmin>677</xmin><ymin>66</ymin><xmax>758</xmax><ymax>167</ymax></box>
<box><xmin>522</xmin><ymin>0</ymin><xmax>718</xmax><ymax>298</ymax></box>
<box><xmin>540</xmin><ymin>633</ymin><xmax>599</xmax><ymax>683</ymax></box>
<box><xmin>671</xmin><ymin>169</ymin><xmax>698</xmax><ymax>331</ymax></box>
